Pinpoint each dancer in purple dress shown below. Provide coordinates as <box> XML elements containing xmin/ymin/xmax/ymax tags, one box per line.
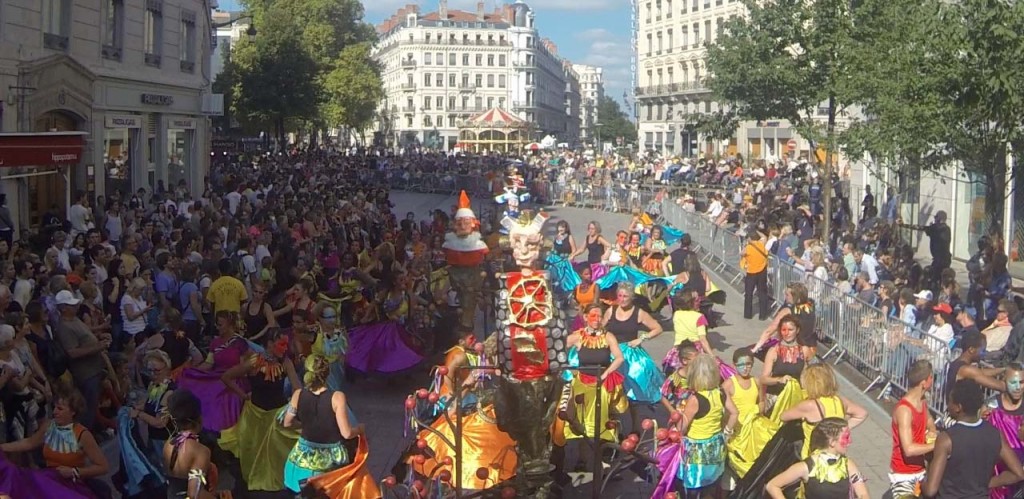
<box><xmin>988</xmin><ymin>363</ymin><xmax>1024</xmax><ymax>499</ymax></box>
<box><xmin>176</xmin><ymin>311</ymin><xmax>247</xmax><ymax>432</ymax></box>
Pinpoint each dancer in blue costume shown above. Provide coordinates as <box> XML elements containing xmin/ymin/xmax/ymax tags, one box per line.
<box><xmin>545</xmin><ymin>220</ymin><xmax>582</xmax><ymax>294</ymax></box>
<box><xmin>603</xmin><ymin>282</ymin><xmax>667</xmax><ymax>435</ymax></box>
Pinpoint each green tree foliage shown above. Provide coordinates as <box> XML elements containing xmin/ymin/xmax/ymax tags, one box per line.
<box><xmin>596</xmin><ymin>95</ymin><xmax>637</xmax><ymax>145</ymax></box>
<box><xmin>228</xmin><ymin>0</ymin><xmax>383</xmax><ymax>142</ymax></box>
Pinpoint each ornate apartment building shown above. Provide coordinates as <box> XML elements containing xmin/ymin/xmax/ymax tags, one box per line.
<box><xmin>572</xmin><ymin>64</ymin><xmax>603</xmax><ymax>142</ymax></box>
<box><xmin>372</xmin><ymin>0</ymin><xmax>581</xmax><ymax>150</ymax></box>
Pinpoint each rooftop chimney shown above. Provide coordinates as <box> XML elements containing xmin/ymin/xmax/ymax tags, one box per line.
<box><xmin>439</xmin><ymin>0</ymin><xmax>447</xmax><ymax>19</ymax></box>
<box><xmin>476</xmin><ymin>1</ymin><xmax>485</xmax><ymax>21</ymax></box>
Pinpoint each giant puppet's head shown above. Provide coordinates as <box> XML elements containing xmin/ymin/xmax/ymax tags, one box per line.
<box><xmin>502</xmin><ymin>210</ymin><xmax>549</xmax><ymax>268</ymax></box>
<box><xmin>453</xmin><ymin>190</ymin><xmax>479</xmax><ymax>238</ymax></box>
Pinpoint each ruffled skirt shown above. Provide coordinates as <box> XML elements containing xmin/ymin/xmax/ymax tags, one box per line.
<box><xmin>410</xmin><ymin>405</ymin><xmax>518</xmax><ymax>489</ymax></box>
<box><xmin>175</xmin><ymin>368</ymin><xmax>243</xmax><ymax>432</ymax></box>
<box><xmin>218</xmin><ymin>402</ymin><xmax>298</xmax><ymax>491</ymax></box>
<box><xmin>618</xmin><ymin>344</ymin><xmax>666</xmax><ymax>405</ymax></box>
<box><xmin>545</xmin><ymin>254</ymin><xmax>582</xmax><ymax>294</ymax></box>
<box><xmin>347</xmin><ymin>321</ymin><xmax>424</xmax><ymax>374</ymax></box>
<box><xmin>284</xmin><ymin>438</ymin><xmax>350</xmax><ymax>493</ymax></box>
<box><xmin>681</xmin><ymin>433</ymin><xmax>726</xmax><ymax>489</ymax></box>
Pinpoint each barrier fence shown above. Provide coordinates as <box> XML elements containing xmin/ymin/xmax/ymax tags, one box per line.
<box><xmin>657</xmin><ymin>200</ymin><xmax>955</xmax><ymax>416</ymax></box>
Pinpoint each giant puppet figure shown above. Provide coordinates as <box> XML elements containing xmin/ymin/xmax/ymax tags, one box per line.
<box><xmin>494</xmin><ymin>166</ymin><xmax>530</xmax><ymax>234</ymax></box>
<box><xmin>493</xmin><ymin>209</ymin><xmax>570</xmax><ymax>497</ymax></box>
<box><xmin>443</xmin><ymin>191</ymin><xmax>489</xmax><ymax>333</ymax></box>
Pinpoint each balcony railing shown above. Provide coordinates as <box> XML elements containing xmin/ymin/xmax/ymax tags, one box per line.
<box><xmin>401</xmin><ymin>83</ymin><xmax>417</xmax><ymax>91</ymax></box>
<box><xmin>402</xmin><ymin>106</ymin><xmax>416</xmax><ymax>113</ymax></box>
<box><xmin>458</xmin><ymin>83</ymin><xmax>477</xmax><ymax>91</ymax></box>
<box><xmin>401</xmin><ymin>59</ymin><xmax>416</xmax><ymax>67</ymax></box>
<box><xmin>635</xmin><ymin>81</ymin><xmax>709</xmax><ymax>97</ymax></box>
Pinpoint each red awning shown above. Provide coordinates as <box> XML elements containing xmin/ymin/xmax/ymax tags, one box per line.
<box><xmin>0</xmin><ymin>132</ymin><xmax>87</xmax><ymax>168</ymax></box>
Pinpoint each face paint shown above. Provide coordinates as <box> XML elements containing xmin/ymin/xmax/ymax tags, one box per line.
<box><xmin>838</xmin><ymin>427</ymin><xmax>852</xmax><ymax>449</ymax></box>
<box><xmin>586</xmin><ymin>308</ymin><xmax>603</xmax><ymax>329</ymax></box>
<box><xmin>272</xmin><ymin>337</ymin><xmax>290</xmax><ymax>358</ymax></box>
<box><xmin>1009</xmin><ymin>374</ymin><xmax>1023</xmax><ymax>393</ymax></box>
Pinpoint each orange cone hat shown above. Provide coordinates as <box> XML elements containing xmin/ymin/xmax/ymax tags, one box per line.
<box><xmin>455</xmin><ymin>190</ymin><xmax>476</xmax><ymax>220</ymax></box>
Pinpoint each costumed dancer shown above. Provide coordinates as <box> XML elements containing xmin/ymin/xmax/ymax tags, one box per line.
<box><xmin>652</xmin><ymin>354</ymin><xmax>737</xmax><ymax>498</ymax></box>
<box><xmin>780</xmin><ymin>363</ymin><xmax>867</xmax><ymax>460</ymax></box>
<box><xmin>545</xmin><ymin>221</ymin><xmax>582</xmax><ymax>295</ymax></box>
<box><xmin>283</xmin><ymin>355</ymin><xmax>379</xmax><ymax>498</ymax></box>
<box><xmin>176</xmin><ymin>311</ymin><xmax>247</xmax><ymax>432</ymax></box>
<box><xmin>642</xmin><ymin>226</ymin><xmax>669</xmax><ymax>276</ymax></box>
<box><xmin>442</xmin><ymin>190</ymin><xmax>489</xmax><ymax>333</ymax></box>
<box><xmin>556</xmin><ymin>304</ymin><xmax>628</xmax><ymax>467</ymax></box>
<box><xmin>660</xmin><ymin>341</ymin><xmax>698</xmax><ymax>412</ymax></box>
<box><xmin>346</xmin><ymin>274</ymin><xmax>425</xmax><ymax>375</ymax></box>
<box><xmin>572</xmin><ymin>222</ymin><xmax>611</xmax><ymax>281</ymax></box>
<box><xmin>765</xmin><ymin>418</ymin><xmax>869</xmax><ymax>499</ymax></box>
<box><xmin>987</xmin><ymin>362</ymin><xmax>1024</xmax><ymax>499</ymax></box>
<box><xmin>218</xmin><ymin>330</ymin><xmax>301</xmax><ymax>493</ymax></box>
<box><xmin>0</xmin><ymin>389</ymin><xmax>111</xmax><ymax>498</ymax></box>
<box><xmin>603</xmin><ymin>283</ymin><xmax>667</xmax><ymax>434</ymax></box>
<box><xmin>314</xmin><ymin>303</ymin><xmax>348</xmax><ymax>391</ymax></box>
<box><xmin>411</xmin><ymin>335</ymin><xmax>518</xmax><ymax>489</ymax></box>
<box><xmin>163</xmin><ymin>390</ymin><xmax>230</xmax><ymax>499</ymax></box>
<box><xmin>664</xmin><ymin>290</ymin><xmax>737</xmax><ymax>380</ymax></box>
<box><xmin>113</xmin><ymin>390</ymin><xmax>166</xmax><ymax>499</ymax></box>
<box><xmin>135</xmin><ymin>350</ymin><xmax>176</xmax><ymax>469</ymax></box>
<box><xmin>571</xmin><ymin>264</ymin><xmax>598</xmax><ymax>331</ymax></box>
<box><xmin>722</xmin><ymin>348</ymin><xmax>773</xmax><ymax>483</ymax></box>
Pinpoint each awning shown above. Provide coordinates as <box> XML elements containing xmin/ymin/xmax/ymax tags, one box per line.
<box><xmin>0</xmin><ymin>132</ymin><xmax>87</xmax><ymax>168</ymax></box>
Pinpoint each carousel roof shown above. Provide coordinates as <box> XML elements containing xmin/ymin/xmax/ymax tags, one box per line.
<box><xmin>464</xmin><ymin>107</ymin><xmax>528</xmax><ymax>128</ymax></box>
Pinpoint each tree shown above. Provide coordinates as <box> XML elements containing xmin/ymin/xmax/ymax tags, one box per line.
<box><xmin>228</xmin><ymin>7</ymin><xmax>319</xmax><ymax>146</ymax></box>
<box><xmin>706</xmin><ymin>0</ymin><xmax>856</xmax><ymax>241</ymax></box>
<box><xmin>321</xmin><ymin>42</ymin><xmax>385</xmax><ymax>134</ymax></box>
<box><xmin>596</xmin><ymin>95</ymin><xmax>637</xmax><ymax>146</ymax></box>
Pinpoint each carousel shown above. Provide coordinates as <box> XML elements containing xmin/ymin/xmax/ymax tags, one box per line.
<box><xmin>456</xmin><ymin>108</ymin><xmax>533</xmax><ymax>154</ymax></box>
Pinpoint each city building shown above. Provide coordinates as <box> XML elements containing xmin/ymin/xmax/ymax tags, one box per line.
<box><xmin>0</xmin><ymin>0</ymin><xmax>217</xmax><ymax>234</ymax></box>
<box><xmin>633</xmin><ymin>0</ymin><xmax>855</xmax><ymax>160</ymax></box>
<box><xmin>572</xmin><ymin>64</ymin><xmax>603</xmax><ymax>143</ymax></box>
<box><xmin>371</xmin><ymin>0</ymin><xmax>581</xmax><ymax>151</ymax></box>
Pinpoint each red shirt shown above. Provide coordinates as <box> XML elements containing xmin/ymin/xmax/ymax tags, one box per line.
<box><xmin>890</xmin><ymin>398</ymin><xmax>928</xmax><ymax>474</ymax></box>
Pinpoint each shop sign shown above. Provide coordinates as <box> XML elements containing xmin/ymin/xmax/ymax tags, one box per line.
<box><xmin>141</xmin><ymin>93</ymin><xmax>174</xmax><ymax>106</ymax></box>
<box><xmin>0</xmin><ymin>132</ymin><xmax>86</xmax><ymax>167</ymax></box>
<box><xmin>105</xmin><ymin>115</ymin><xmax>142</xmax><ymax>128</ymax></box>
<box><xmin>170</xmin><ymin>118</ymin><xmax>197</xmax><ymax>129</ymax></box>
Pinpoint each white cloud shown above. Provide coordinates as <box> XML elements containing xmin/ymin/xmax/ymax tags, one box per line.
<box><xmin>575</xmin><ymin>28</ymin><xmax>614</xmax><ymax>41</ymax></box>
<box><xmin>361</xmin><ymin>0</ymin><xmax>618</xmax><ymax>15</ymax></box>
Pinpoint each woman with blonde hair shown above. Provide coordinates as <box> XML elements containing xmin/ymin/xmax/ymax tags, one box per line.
<box><xmin>781</xmin><ymin>363</ymin><xmax>868</xmax><ymax>459</ymax></box>
<box><xmin>656</xmin><ymin>353</ymin><xmax>738</xmax><ymax>496</ymax></box>
<box><xmin>283</xmin><ymin>354</ymin><xmax>379</xmax><ymax>498</ymax></box>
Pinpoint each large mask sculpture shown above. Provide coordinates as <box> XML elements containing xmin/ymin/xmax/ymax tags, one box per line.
<box><xmin>493</xmin><ymin>210</ymin><xmax>570</xmax><ymax>497</ymax></box>
<box><xmin>443</xmin><ymin>191</ymin><xmax>489</xmax><ymax>333</ymax></box>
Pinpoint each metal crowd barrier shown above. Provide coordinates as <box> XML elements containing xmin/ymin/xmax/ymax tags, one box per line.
<box><xmin>657</xmin><ymin>199</ymin><xmax>955</xmax><ymax>416</ymax></box>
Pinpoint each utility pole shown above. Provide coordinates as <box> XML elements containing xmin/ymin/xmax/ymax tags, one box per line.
<box><xmin>822</xmin><ymin>93</ymin><xmax>836</xmax><ymax>248</ymax></box>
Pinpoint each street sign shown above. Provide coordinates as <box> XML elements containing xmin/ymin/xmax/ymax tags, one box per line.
<box><xmin>787</xmin><ymin>139</ymin><xmax>798</xmax><ymax>152</ymax></box>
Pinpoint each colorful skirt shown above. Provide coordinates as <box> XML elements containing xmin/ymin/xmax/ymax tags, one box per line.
<box><xmin>218</xmin><ymin>402</ymin><xmax>298</xmax><ymax>492</ymax></box>
<box><xmin>0</xmin><ymin>451</ymin><xmax>98</xmax><ymax>498</ymax></box>
<box><xmin>727</xmin><ymin>412</ymin><xmax>781</xmax><ymax>479</ymax></box>
<box><xmin>662</xmin><ymin>342</ymin><xmax>737</xmax><ymax>380</ymax></box>
<box><xmin>680</xmin><ymin>433</ymin><xmax>726</xmax><ymax>489</ymax></box>
<box><xmin>347</xmin><ymin>321</ymin><xmax>424</xmax><ymax>374</ymax></box>
<box><xmin>176</xmin><ymin>368</ymin><xmax>243</xmax><ymax>432</ymax></box>
<box><xmin>410</xmin><ymin>405</ymin><xmax>518</xmax><ymax>489</ymax></box>
<box><xmin>304</xmin><ymin>436</ymin><xmax>381</xmax><ymax>499</ymax></box>
<box><xmin>284</xmin><ymin>438</ymin><xmax>350</xmax><ymax>493</ymax></box>
<box><xmin>545</xmin><ymin>254</ymin><xmax>582</xmax><ymax>294</ymax></box>
<box><xmin>619</xmin><ymin>344</ymin><xmax>666</xmax><ymax>405</ymax></box>
<box><xmin>560</xmin><ymin>372</ymin><xmax>628</xmax><ymax>442</ymax></box>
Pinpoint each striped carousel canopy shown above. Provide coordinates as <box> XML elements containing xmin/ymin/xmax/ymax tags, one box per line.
<box><xmin>465</xmin><ymin>107</ymin><xmax>527</xmax><ymax>128</ymax></box>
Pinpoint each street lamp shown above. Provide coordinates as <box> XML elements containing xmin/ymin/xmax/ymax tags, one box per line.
<box><xmin>213</xmin><ymin>14</ymin><xmax>257</xmax><ymax>42</ymax></box>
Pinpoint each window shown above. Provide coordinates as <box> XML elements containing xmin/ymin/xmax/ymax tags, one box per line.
<box><xmin>475</xmin><ymin>54</ymin><xmax>483</xmax><ymax>66</ymax></box>
<box><xmin>692</xmin><ymin>23</ymin><xmax>700</xmax><ymax>47</ymax></box>
<box><xmin>424</xmin><ymin>96</ymin><xmax>431</xmax><ymax>109</ymax></box>
<box><xmin>487</xmin><ymin>75</ymin><xmax>494</xmax><ymax>87</ymax></box>
<box><xmin>498</xmin><ymin>97</ymin><xmax>505</xmax><ymax>108</ymax></box>
<box><xmin>424</xmin><ymin>53</ymin><xmax>432</xmax><ymax>65</ymax></box>
<box><xmin>436</xmin><ymin>74</ymin><xmax>444</xmax><ymax>86</ymax></box>
<box><xmin>449</xmin><ymin>116</ymin><xmax>457</xmax><ymax>127</ymax></box>
<box><xmin>144</xmin><ymin>0</ymin><xmax>163</xmax><ymax>66</ymax></box>
<box><xmin>180</xmin><ymin>11</ymin><xmax>196</xmax><ymax>72</ymax></box>
<box><xmin>423</xmin><ymin>73</ymin><xmax>431</xmax><ymax>86</ymax></box>
<box><xmin>487</xmin><ymin>55</ymin><xmax>494</xmax><ymax>66</ymax></box>
<box><xmin>475</xmin><ymin>97</ymin><xmax>483</xmax><ymax>109</ymax></box>
<box><xmin>425</xmin><ymin>115</ymin><xmax>433</xmax><ymax>126</ymax></box>
<box><xmin>448</xmin><ymin>97</ymin><xmax>456</xmax><ymax>109</ymax></box>
<box><xmin>449</xmin><ymin>53</ymin><xmax>456</xmax><ymax>65</ymax></box>
<box><xmin>487</xmin><ymin>97</ymin><xmax>494</xmax><ymax>108</ymax></box>
<box><xmin>449</xmin><ymin>74</ymin><xmax>456</xmax><ymax>87</ymax></box>
<box><xmin>436</xmin><ymin>52</ymin><xmax>443</xmax><ymax>64</ymax></box>
<box><xmin>475</xmin><ymin>74</ymin><xmax>483</xmax><ymax>87</ymax></box>
<box><xmin>646</xmin><ymin>105</ymin><xmax>653</xmax><ymax>121</ymax></box>
<box><xmin>407</xmin><ymin>116</ymin><xmax>414</xmax><ymax>127</ymax></box>
<box><xmin>657</xmin><ymin>32</ymin><xmax>663</xmax><ymax>53</ymax></box>
<box><xmin>499</xmin><ymin>54</ymin><xmax>506</xmax><ymax>66</ymax></box>
<box><xmin>102</xmin><ymin>0</ymin><xmax>124</xmax><ymax>60</ymax></box>
<box><xmin>667</xmin><ymin>29</ymin><xmax>673</xmax><ymax>53</ymax></box>
<box><xmin>705</xmin><ymin>20</ymin><xmax>712</xmax><ymax>44</ymax></box>
<box><xmin>498</xmin><ymin>75</ymin><xmax>506</xmax><ymax>88</ymax></box>
<box><xmin>682</xmin><ymin>27</ymin><xmax>688</xmax><ymax>48</ymax></box>
<box><xmin>692</xmin><ymin>0</ymin><xmax>698</xmax><ymax>11</ymax></box>
<box><xmin>462</xmin><ymin>54</ymin><xmax>469</xmax><ymax>65</ymax></box>
<box><xmin>42</xmin><ymin>0</ymin><xmax>70</xmax><ymax>50</ymax></box>
<box><xmin>646</xmin><ymin>34</ymin><xmax>652</xmax><ymax>56</ymax></box>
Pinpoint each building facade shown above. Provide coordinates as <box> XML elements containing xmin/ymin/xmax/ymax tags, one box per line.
<box><xmin>371</xmin><ymin>0</ymin><xmax>581</xmax><ymax>151</ymax></box>
<box><xmin>572</xmin><ymin>64</ymin><xmax>603</xmax><ymax>143</ymax></box>
<box><xmin>0</xmin><ymin>0</ymin><xmax>214</xmax><ymax>232</ymax></box>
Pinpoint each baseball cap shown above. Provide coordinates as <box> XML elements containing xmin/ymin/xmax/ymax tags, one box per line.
<box><xmin>913</xmin><ymin>290</ymin><xmax>933</xmax><ymax>301</ymax></box>
<box><xmin>933</xmin><ymin>303</ymin><xmax>953</xmax><ymax>315</ymax></box>
<box><xmin>54</xmin><ymin>290</ymin><xmax>82</xmax><ymax>307</ymax></box>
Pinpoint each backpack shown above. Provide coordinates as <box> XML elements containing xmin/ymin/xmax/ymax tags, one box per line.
<box><xmin>39</xmin><ymin>325</ymin><xmax>69</xmax><ymax>379</ymax></box>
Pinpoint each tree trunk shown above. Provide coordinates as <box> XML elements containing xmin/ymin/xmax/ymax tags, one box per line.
<box><xmin>823</xmin><ymin>93</ymin><xmax>837</xmax><ymax>251</ymax></box>
<box><xmin>984</xmin><ymin>151</ymin><xmax>1007</xmax><ymax>240</ymax></box>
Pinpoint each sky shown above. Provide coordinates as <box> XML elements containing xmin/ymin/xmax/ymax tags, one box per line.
<box><xmin>215</xmin><ymin>0</ymin><xmax>634</xmax><ymax>111</ymax></box>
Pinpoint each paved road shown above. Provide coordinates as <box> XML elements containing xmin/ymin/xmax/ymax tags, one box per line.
<box><xmin>93</xmin><ymin>191</ymin><xmax>891</xmax><ymax>498</ymax></box>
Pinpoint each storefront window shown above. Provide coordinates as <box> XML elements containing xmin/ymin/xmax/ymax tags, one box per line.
<box><xmin>104</xmin><ymin>128</ymin><xmax>133</xmax><ymax>200</ymax></box>
<box><xmin>167</xmin><ymin>128</ymin><xmax>190</xmax><ymax>193</ymax></box>
<box><xmin>954</xmin><ymin>173</ymin><xmax>989</xmax><ymax>259</ymax></box>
